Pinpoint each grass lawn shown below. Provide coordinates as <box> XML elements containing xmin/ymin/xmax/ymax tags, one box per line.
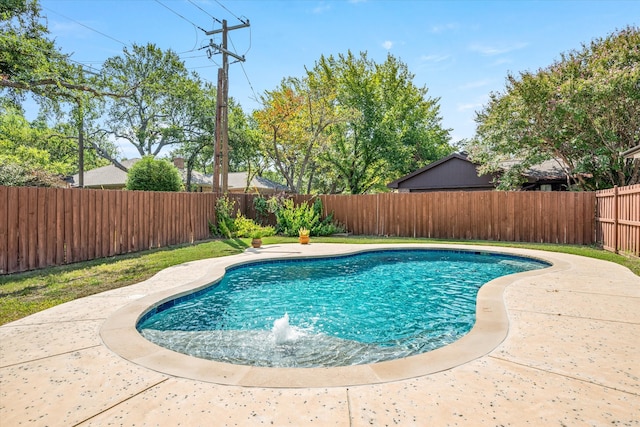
<box><xmin>1</xmin><ymin>236</ymin><xmax>638</xmax><ymax>325</ymax></box>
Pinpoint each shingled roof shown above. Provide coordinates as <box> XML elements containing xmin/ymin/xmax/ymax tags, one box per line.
<box><xmin>71</xmin><ymin>159</ymin><xmax>288</xmax><ymax>193</ymax></box>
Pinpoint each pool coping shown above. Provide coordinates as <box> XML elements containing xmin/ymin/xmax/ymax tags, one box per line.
<box><xmin>100</xmin><ymin>243</ymin><xmax>563</xmax><ymax>388</ymax></box>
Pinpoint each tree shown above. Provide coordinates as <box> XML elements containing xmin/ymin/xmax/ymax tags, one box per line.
<box><xmin>99</xmin><ymin>43</ymin><xmax>197</xmax><ymax>169</ymax></box>
<box><xmin>254</xmin><ymin>51</ymin><xmax>452</xmax><ymax>194</ymax></box>
<box><xmin>0</xmin><ymin>0</ymin><xmax>107</xmax><ymax>101</ymax></box>
<box><xmin>169</xmin><ymin>82</ymin><xmax>260</xmax><ymax>192</ymax></box>
<box><xmin>319</xmin><ymin>52</ymin><xmax>452</xmax><ymax>194</ymax></box>
<box><xmin>227</xmin><ymin>102</ymin><xmax>264</xmax><ymax>187</ymax></box>
<box><xmin>467</xmin><ymin>26</ymin><xmax>640</xmax><ymax>190</ymax></box>
<box><xmin>0</xmin><ymin>102</ymin><xmax>106</xmax><ymax>173</ymax></box>
<box><xmin>125</xmin><ymin>156</ymin><xmax>183</xmax><ymax>192</ymax></box>
<box><xmin>254</xmin><ymin>72</ymin><xmax>339</xmax><ymax>194</ymax></box>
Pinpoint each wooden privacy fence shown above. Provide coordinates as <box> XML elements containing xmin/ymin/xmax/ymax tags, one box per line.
<box><xmin>596</xmin><ymin>184</ymin><xmax>640</xmax><ymax>257</ymax></box>
<box><xmin>314</xmin><ymin>191</ymin><xmax>596</xmax><ymax>244</ymax></box>
<box><xmin>2</xmin><ymin>186</ymin><xmax>627</xmax><ymax>275</ymax></box>
<box><xmin>0</xmin><ymin>186</ymin><xmax>216</xmax><ymax>274</ymax></box>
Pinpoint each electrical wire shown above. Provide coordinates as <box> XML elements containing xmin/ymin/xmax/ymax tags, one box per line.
<box><xmin>153</xmin><ymin>0</ymin><xmax>208</xmax><ymax>33</ymax></box>
<box><xmin>187</xmin><ymin>0</ymin><xmax>221</xmax><ymax>24</ymax></box>
<box><xmin>239</xmin><ymin>61</ymin><xmax>259</xmax><ymax>104</ymax></box>
<box><xmin>43</xmin><ymin>7</ymin><xmax>127</xmax><ymax>46</ymax></box>
<box><xmin>213</xmin><ymin>0</ymin><xmax>247</xmax><ymax>24</ymax></box>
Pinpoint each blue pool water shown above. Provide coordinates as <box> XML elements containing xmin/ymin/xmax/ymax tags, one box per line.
<box><xmin>138</xmin><ymin>249</ymin><xmax>549</xmax><ymax>368</ymax></box>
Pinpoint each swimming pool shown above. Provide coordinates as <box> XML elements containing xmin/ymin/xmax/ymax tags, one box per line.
<box><xmin>137</xmin><ymin>249</ymin><xmax>549</xmax><ymax>368</ymax></box>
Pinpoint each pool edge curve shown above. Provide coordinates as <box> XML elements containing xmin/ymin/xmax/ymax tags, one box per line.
<box><xmin>99</xmin><ymin>243</ymin><xmax>560</xmax><ymax>388</ymax></box>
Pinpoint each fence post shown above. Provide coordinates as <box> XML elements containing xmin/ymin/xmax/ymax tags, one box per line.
<box><xmin>613</xmin><ymin>186</ymin><xmax>618</xmax><ymax>254</ymax></box>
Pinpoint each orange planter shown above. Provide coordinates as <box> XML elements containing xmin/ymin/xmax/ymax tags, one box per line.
<box><xmin>299</xmin><ymin>236</ymin><xmax>310</xmax><ymax>245</ymax></box>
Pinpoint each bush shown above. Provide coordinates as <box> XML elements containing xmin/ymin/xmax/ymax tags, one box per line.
<box><xmin>0</xmin><ymin>162</ymin><xmax>67</xmax><ymax>187</ymax></box>
<box><xmin>210</xmin><ymin>195</ymin><xmax>275</xmax><ymax>239</ymax></box>
<box><xmin>269</xmin><ymin>196</ymin><xmax>343</xmax><ymax>237</ymax></box>
<box><xmin>253</xmin><ymin>195</ymin><xmax>270</xmax><ymax>225</ymax></box>
<box><xmin>125</xmin><ymin>156</ymin><xmax>183</xmax><ymax>192</ymax></box>
<box><xmin>210</xmin><ymin>195</ymin><xmax>236</xmax><ymax>238</ymax></box>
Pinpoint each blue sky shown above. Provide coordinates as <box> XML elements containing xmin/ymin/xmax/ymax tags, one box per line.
<box><xmin>37</xmin><ymin>0</ymin><xmax>639</xmax><ymax>155</ymax></box>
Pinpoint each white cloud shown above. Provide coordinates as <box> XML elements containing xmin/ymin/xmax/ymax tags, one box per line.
<box><xmin>382</xmin><ymin>40</ymin><xmax>393</xmax><ymax>50</ymax></box>
<box><xmin>313</xmin><ymin>2</ymin><xmax>332</xmax><ymax>14</ymax></box>
<box><xmin>469</xmin><ymin>42</ymin><xmax>528</xmax><ymax>56</ymax></box>
<box><xmin>420</xmin><ymin>54</ymin><xmax>451</xmax><ymax>63</ymax></box>
<box><xmin>430</xmin><ymin>23</ymin><xmax>459</xmax><ymax>33</ymax></box>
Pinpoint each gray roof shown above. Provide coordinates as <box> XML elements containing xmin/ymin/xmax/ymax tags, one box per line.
<box><xmin>70</xmin><ymin>159</ymin><xmax>136</xmax><ymax>188</ymax></box>
<box><xmin>71</xmin><ymin>159</ymin><xmax>286</xmax><ymax>192</ymax></box>
<box><xmin>224</xmin><ymin>172</ymin><xmax>289</xmax><ymax>192</ymax></box>
<box><xmin>499</xmin><ymin>158</ymin><xmax>569</xmax><ymax>181</ymax></box>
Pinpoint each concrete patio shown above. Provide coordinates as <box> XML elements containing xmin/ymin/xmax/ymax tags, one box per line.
<box><xmin>1</xmin><ymin>243</ymin><xmax>638</xmax><ymax>426</ymax></box>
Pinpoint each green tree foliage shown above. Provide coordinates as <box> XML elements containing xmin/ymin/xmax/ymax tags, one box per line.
<box><xmin>169</xmin><ymin>88</ymin><xmax>260</xmax><ymax>192</ymax></box>
<box><xmin>0</xmin><ymin>162</ymin><xmax>68</xmax><ymax>187</ymax></box>
<box><xmin>320</xmin><ymin>52</ymin><xmax>452</xmax><ymax>194</ymax></box>
<box><xmin>254</xmin><ymin>78</ymin><xmax>331</xmax><ymax>193</ymax></box>
<box><xmin>0</xmin><ymin>0</ymin><xmax>105</xmax><ymax>102</ymax></box>
<box><xmin>99</xmin><ymin>43</ymin><xmax>198</xmax><ymax>165</ymax></box>
<box><xmin>0</xmin><ymin>102</ymin><xmax>107</xmax><ymax>176</ymax></box>
<box><xmin>125</xmin><ymin>156</ymin><xmax>183</xmax><ymax>192</ymax></box>
<box><xmin>467</xmin><ymin>26</ymin><xmax>640</xmax><ymax>190</ymax></box>
<box><xmin>254</xmin><ymin>51</ymin><xmax>452</xmax><ymax>194</ymax></box>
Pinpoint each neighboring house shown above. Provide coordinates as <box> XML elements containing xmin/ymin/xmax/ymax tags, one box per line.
<box><xmin>70</xmin><ymin>158</ymin><xmax>287</xmax><ymax>194</ymax></box>
<box><xmin>387</xmin><ymin>152</ymin><xmax>570</xmax><ymax>192</ymax></box>
<box><xmin>622</xmin><ymin>145</ymin><xmax>640</xmax><ymax>159</ymax></box>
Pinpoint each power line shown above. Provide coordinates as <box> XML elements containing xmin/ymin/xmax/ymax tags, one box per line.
<box><xmin>227</xmin><ymin>34</ymin><xmax>257</xmax><ymax>101</ymax></box>
<box><xmin>68</xmin><ymin>59</ymin><xmax>102</xmax><ymax>74</ymax></box>
<box><xmin>43</xmin><ymin>7</ymin><xmax>127</xmax><ymax>46</ymax></box>
<box><xmin>187</xmin><ymin>0</ymin><xmax>221</xmax><ymax>24</ymax></box>
<box><xmin>213</xmin><ymin>0</ymin><xmax>247</xmax><ymax>25</ymax></box>
<box><xmin>154</xmin><ymin>0</ymin><xmax>208</xmax><ymax>33</ymax></box>
<box><xmin>239</xmin><ymin>62</ymin><xmax>259</xmax><ymax>104</ymax></box>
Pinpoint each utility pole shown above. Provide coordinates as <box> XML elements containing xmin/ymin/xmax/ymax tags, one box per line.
<box><xmin>206</xmin><ymin>18</ymin><xmax>249</xmax><ymax>193</ymax></box>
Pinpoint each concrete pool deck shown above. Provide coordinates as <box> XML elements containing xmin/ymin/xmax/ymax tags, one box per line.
<box><xmin>1</xmin><ymin>243</ymin><xmax>639</xmax><ymax>425</ymax></box>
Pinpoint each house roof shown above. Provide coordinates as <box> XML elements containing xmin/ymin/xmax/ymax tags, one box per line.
<box><xmin>226</xmin><ymin>172</ymin><xmax>289</xmax><ymax>193</ymax></box>
<box><xmin>70</xmin><ymin>159</ymin><xmax>136</xmax><ymax>188</ymax></box>
<box><xmin>387</xmin><ymin>152</ymin><xmax>570</xmax><ymax>191</ymax></box>
<box><xmin>622</xmin><ymin>145</ymin><xmax>640</xmax><ymax>159</ymax></box>
<box><xmin>71</xmin><ymin>158</ymin><xmax>287</xmax><ymax>192</ymax></box>
<box><xmin>500</xmin><ymin>158</ymin><xmax>569</xmax><ymax>182</ymax></box>
<box><xmin>387</xmin><ymin>153</ymin><xmax>496</xmax><ymax>191</ymax></box>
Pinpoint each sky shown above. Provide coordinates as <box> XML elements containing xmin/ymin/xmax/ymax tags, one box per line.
<box><xmin>34</xmin><ymin>0</ymin><xmax>640</xmax><ymax>158</ymax></box>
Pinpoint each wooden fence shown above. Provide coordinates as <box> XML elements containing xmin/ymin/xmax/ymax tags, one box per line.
<box><xmin>0</xmin><ymin>185</ymin><xmax>621</xmax><ymax>275</ymax></box>
<box><xmin>595</xmin><ymin>184</ymin><xmax>640</xmax><ymax>257</ymax></box>
<box><xmin>313</xmin><ymin>191</ymin><xmax>596</xmax><ymax>244</ymax></box>
<box><xmin>0</xmin><ymin>186</ymin><xmax>216</xmax><ymax>274</ymax></box>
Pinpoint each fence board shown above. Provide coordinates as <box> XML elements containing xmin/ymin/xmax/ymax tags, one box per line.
<box><xmin>0</xmin><ymin>187</ymin><xmax>7</xmax><ymax>274</ymax></box>
<box><xmin>45</xmin><ymin>188</ymin><xmax>56</xmax><ymax>267</ymax></box>
<box><xmin>596</xmin><ymin>184</ymin><xmax>639</xmax><ymax>256</ymax></box>
<box><xmin>2</xmin><ymin>185</ymin><xmax>634</xmax><ymax>275</ymax></box>
<box><xmin>26</xmin><ymin>188</ymin><xmax>37</xmax><ymax>270</ymax></box>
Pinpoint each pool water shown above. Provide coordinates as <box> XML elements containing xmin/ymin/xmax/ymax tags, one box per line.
<box><xmin>138</xmin><ymin>250</ymin><xmax>548</xmax><ymax>368</ymax></box>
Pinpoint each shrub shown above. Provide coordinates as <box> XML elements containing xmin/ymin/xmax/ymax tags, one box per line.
<box><xmin>211</xmin><ymin>195</ymin><xmax>237</xmax><ymax>238</ymax></box>
<box><xmin>253</xmin><ymin>195</ymin><xmax>270</xmax><ymax>225</ymax></box>
<box><xmin>0</xmin><ymin>162</ymin><xmax>67</xmax><ymax>187</ymax></box>
<box><xmin>210</xmin><ymin>195</ymin><xmax>275</xmax><ymax>239</ymax></box>
<box><xmin>269</xmin><ymin>196</ymin><xmax>343</xmax><ymax>237</ymax></box>
<box><xmin>125</xmin><ymin>156</ymin><xmax>183</xmax><ymax>192</ymax></box>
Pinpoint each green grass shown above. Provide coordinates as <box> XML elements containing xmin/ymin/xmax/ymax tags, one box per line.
<box><xmin>1</xmin><ymin>236</ymin><xmax>637</xmax><ymax>325</ymax></box>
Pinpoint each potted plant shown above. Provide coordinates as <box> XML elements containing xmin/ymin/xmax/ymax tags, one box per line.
<box><xmin>298</xmin><ymin>227</ymin><xmax>310</xmax><ymax>244</ymax></box>
<box><xmin>251</xmin><ymin>230</ymin><xmax>263</xmax><ymax>248</ymax></box>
